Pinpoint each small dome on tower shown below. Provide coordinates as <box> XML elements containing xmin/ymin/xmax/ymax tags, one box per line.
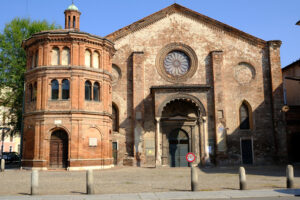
<box><xmin>67</xmin><ymin>3</ymin><xmax>79</xmax><ymax>11</ymax></box>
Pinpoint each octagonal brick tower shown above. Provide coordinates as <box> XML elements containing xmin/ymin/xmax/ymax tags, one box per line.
<box><xmin>22</xmin><ymin>3</ymin><xmax>115</xmax><ymax>170</ymax></box>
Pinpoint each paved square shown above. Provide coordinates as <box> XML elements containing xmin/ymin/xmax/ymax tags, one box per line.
<box><xmin>0</xmin><ymin>165</ymin><xmax>299</xmax><ymax>195</ymax></box>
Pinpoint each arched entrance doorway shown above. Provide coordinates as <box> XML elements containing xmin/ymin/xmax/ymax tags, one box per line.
<box><xmin>159</xmin><ymin>98</ymin><xmax>204</xmax><ymax>167</ymax></box>
<box><xmin>169</xmin><ymin>129</ymin><xmax>189</xmax><ymax>167</ymax></box>
<box><xmin>49</xmin><ymin>130</ymin><xmax>68</xmax><ymax>168</ymax></box>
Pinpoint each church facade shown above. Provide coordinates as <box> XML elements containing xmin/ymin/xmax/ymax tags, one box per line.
<box><xmin>22</xmin><ymin>3</ymin><xmax>286</xmax><ymax>170</ymax></box>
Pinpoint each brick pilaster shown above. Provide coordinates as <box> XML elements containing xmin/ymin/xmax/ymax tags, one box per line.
<box><xmin>268</xmin><ymin>40</ymin><xmax>287</xmax><ymax>161</ymax></box>
<box><xmin>132</xmin><ymin>52</ymin><xmax>145</xmax><ymax>163</ymax></box>
<box><xmin>211</xmin><ymin>51</ymin><xmax>227</xmax><ymax>157</ymax></box>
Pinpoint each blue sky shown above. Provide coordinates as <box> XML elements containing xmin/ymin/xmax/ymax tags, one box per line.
<box><xmin>1</xmin><ymin>0</ymin><xmax>299</xmax><ymax>67</ymax></box>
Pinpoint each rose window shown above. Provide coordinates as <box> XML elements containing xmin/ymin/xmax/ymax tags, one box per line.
<box><xmin>164</xmin><ymin>51</ymin><xmax>190</xmax><ymax>76</ymax></box>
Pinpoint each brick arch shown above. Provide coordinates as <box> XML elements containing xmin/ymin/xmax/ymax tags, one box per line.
<box><xmin>88</xmin><ymin>126</ymin><xmax>103</xmax><ymax>138</ymax></box>
<box><xmin>47</xmin><ymin>126</ymin><xmax>71</xmax><ymax>140</ymax></box>
<box><xmin>157</xmin><ymin>94</ymin><xmax>206</xmax><ymax>117</ymax></box>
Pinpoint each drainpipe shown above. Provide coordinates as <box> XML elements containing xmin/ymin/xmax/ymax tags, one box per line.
<box><xmin>1</xmin><ymin>127</ymin><xmax>4</xmax><ymax>156</ymax></box>
<box><xmin>19</xmin><ymin>83</ymin><xmax>25</xmax><ymax>163</ymax></box>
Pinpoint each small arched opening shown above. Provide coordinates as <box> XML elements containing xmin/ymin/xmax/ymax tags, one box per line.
<box><xmin>49</xmin><ymin>129</ymin><xmax>69</xmax><ymax>168</ymax></box>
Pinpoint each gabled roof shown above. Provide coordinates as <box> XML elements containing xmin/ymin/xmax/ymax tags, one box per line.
<box><xmin>283</xmin><ymin>59</ymin><xmax>300</xmax><ymax>71</ymax></box>
<box><xmin>106</xmin><ymin>3</ymin><xmax>266</xmax><ymax>46</ymax></box>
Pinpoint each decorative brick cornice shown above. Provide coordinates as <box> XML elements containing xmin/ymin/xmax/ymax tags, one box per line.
<box><xmin>25</xmin><ymin>66</ymin><xmax>113</xmax><ymax>81</ymax></box>
<box><xmin>106</xmin><ymin>3</ymin><xmax>267</xmax><ymax>47</ymax></box>
<box><xmin>267</xmin><ymin>40</ymin><xmax>282</xmax><ymax>49</ymax></box>
<box><xmin>151</xmin><ymin>84</ymin><xmax>211</xmax><ymax>92</ymax></box>
<box><xmin>24</xmin><ymin>110</ymin><xmax>112</xmax><ymax>118</ymax></box>
<box><xmin>22</xmin><ymin>30</ymin><xmax>116</xmax><ymax>55</ymax></box>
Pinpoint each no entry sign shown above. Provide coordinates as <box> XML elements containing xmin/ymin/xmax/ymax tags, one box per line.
<box><xmin>186</xmin><ymin>152</ymin><xmax>196</xmax><ymax>163</ymax></box>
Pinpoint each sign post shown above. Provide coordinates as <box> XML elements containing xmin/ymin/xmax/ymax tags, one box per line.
<box><xmin>186</xmin><ymin>152</ymin><xmax>196</xmax><ymax>163</ymax></box>
<box><xmin>186</xmin><ymin>152</ymin><xmax>198</xmax><ymax>191</ymax></box>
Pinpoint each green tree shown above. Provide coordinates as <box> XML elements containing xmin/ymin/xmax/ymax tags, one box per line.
<box><xmin>0</xmin><ymin>18</ymin><xmax>60</xmax><ymax>132</ymax></box>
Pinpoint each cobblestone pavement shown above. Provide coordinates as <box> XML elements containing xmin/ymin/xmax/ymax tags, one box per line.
<box><xmin>0</xmin><ymin>165</ymin><xmax>299</xmax><ymax>195</ymax></box>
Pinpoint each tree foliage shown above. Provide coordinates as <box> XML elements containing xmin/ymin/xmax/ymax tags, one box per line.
<box><xmin>0</xmin><ymin>18</ymin><xmax>60</xmax><ymax>131</ymax></box>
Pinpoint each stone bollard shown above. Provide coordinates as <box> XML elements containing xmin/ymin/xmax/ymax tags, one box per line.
<box><xmin>0</xmin><ymin>159</ymin><xmax>5</xmax><ymax>172</ymax></box>
<box><xmin>191</xmin><ymin>166</ymin><xmax>198</xmax><ymax>191</ymax></box>
<box><xmin>239</xmin><ymin>166</ymin><xmax>246</xmax><ymax>190</ymax></box>
<box><xmin>31</xmin><ymin>170</ymin><xmax>39</xmax><ymax>195</ymax></box>
<box><xmin>86</xmin><ymin>169</ymin><xmax>95</xmax><ymax>194</ymax></box>
<box><xmin>286</xmin><ymin>165</ymin><xmax>294</xmax><ymax>189</ymax></box>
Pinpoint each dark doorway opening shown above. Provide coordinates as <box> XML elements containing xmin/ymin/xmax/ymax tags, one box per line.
<box><xmin>112</xmin><ymin>142</ymin><xmax>118</xmax><ymax>165</ymax></box>
<box><xmin>50</xmin><ymin>130</ymin><xmax>68</xmax><ymax>168</ymax></box>
<box><xmin>169</xmin><ymin>129</ymin><xmax>189</xmax><ymax>167</ymax></box>
<box><xmin>241</xmin><ymin>139</ymin><xmax>253</xmax><ymax>164</ymax></box>
<box><xmin>290</xmin><ymin>132</ymin><xmax>300</xmax><ymax>163</ymax></box>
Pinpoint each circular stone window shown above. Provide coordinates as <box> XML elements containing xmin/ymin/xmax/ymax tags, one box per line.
<box><xmin>234</xmin><ymin>62</ymin><xmax>255</xmax><ymax>85</ymax></box>
<box><xmin>164</xmin><ymin>51</ymin><xmax>190</xmax><ymax>76</ymax></box>
<box><xmin>156</xmin><ymin>43</ymin><xmax>198</xmax><ymax>83</ymax></box>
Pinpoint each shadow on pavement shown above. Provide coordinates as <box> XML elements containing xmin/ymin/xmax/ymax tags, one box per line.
<box><xmin>274</xmin><ymin>189</ymin><xmax>300</xmax><ymax>196</ymax></box>
<box><xmin>71</xmin><ymin>191</ymin><xmax>86</xmax><ymax>195</ymax></box>
<box><xmin>199</xmin><ymin>165</ymin><xmax>300</xmax><ymax>177</ymax></box>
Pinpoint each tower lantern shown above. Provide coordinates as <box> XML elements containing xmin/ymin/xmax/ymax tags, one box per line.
<box><xmin>64</xmin><ymin>3</ymin><xmax>81</xmax><ymax>30</ymax></box>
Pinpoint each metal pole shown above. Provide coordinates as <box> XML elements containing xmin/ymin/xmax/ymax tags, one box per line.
<box><xmin>1</xmin><ymin>127</ymin><xmax>4</xmax><ymax>156</ymax></box>
<box><xmin>191</xmin><ymin>166</ymin><xmax>198</xmax><ymax>191</ymax></box>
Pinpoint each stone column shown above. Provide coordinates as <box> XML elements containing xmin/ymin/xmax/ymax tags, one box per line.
<box><xmin>155</xmin><ymin>117</ymin><xmax>162</xmax><ymax>166</ymax></box>
<box><xmin>202</xmin><ymin>116</ymin><xmax>210</xmax><ymax>164</ymax></box>
<box><xmin>196</xmin><ymin>118</ymin><xmax>202</xmax><ymax>165</ymax></box>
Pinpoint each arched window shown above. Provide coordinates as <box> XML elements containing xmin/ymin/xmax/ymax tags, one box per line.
<box><xmin>85</xmin><ymin>80</ymin><xmax>92</xmax><ymax>100</ymax></box>
<box><xmin>73</xmin><ymin>16</ymin><xmax>76</xmax><ymax>28</ymax></box>
<box><xmin>51</xmin><ymin>47</ymin><xmax>60</xmax><ymax>65</ymax></box>
<box><xmin>93</xmin><ymin>51</ymin><xmax>99</xmax><ymax>68</ymax></box>
<box><xmin>240</xmin><ymin>102</ymin><xmax>251</xmax><ymax>130</ymax></box>
<box><xmin>35</xmin><ymin>50</ymin><xmax>39</xmax><ymax>67</ymax></box>
<box><xmin>51</xmin><ymin>79</ymin><xmax>59</xmax><ymax>100</ymax></box>
<box><xmin>61</xmin><ymin>47</ymin><xmax>70</xmax><ymax>65</ymax></box>
<box><xmin>62</xmin><ymin>79</ymin><xmax>70</xmax><ymax>100</ymax></box>
<box><xmin>112</xmin><ymin>103</ymin><xmax>119</xmax><ymax>132</ymax></box>
<box><xmin>85</xmin><ymin>50</ymin><xmax>91</xmax><ymax>67</ymax></box>
<box><xmin>93</xmin><ymin>82</ymin><xmax>100</xmax><ymax>101</ymax></box>
<box><xmin>29</xmin><ymin>84</ymin><xmax>33</xmax><ymax>102</ymax></box>
<box><xmin>68</xmin><ymin>16</ymin><xmax>71</xmax><ymax>28</ymax></box>
<box><xmin>31</xmin><ymin>54</ymin><xmax>35</xmax><ymax>69</ymax></box>
<box><xmin>33</xmin><ymin>82</ymin><xmax>37</xmax><ymax>101</ymax></box>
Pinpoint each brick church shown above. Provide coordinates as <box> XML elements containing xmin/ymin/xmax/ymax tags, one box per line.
<box><xmin>21</xmin><ymin>3</ymin><xmax>287</xmax><ymax>170</ymax></box>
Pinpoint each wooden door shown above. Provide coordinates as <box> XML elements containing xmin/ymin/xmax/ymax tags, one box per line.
<box><xmin>50</xmin><ymin>130</ymin><xmax>68</xmax><ymax>168</ymax></box>
<box><xmin>169</xmin><ymin>129</ymin><xmax>189</xmax><ymax>167</ymax></box>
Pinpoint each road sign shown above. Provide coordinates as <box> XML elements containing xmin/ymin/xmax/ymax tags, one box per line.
<box><xmin>186</xmin><ymin>152</ymin><xmax>196</xmax><ymax>163</ymax></box>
